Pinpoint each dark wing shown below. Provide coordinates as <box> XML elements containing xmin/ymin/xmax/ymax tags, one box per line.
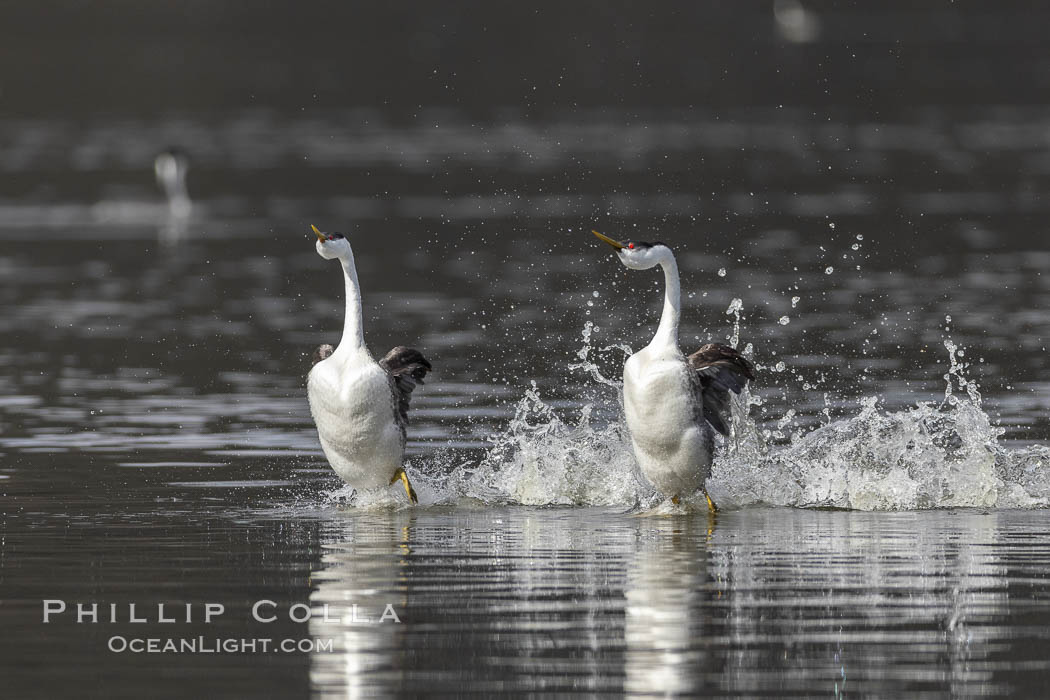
<box><xmin>311</xmin><ymin>344</ymin><xmax>335</xmax><ymax>366</ymax></box>
<box><xmin>687</xmin><ymin>343</ymin><xmax>755</xmax><ymax>436</ymax></box>
<box><xmin>378</xmin><ymin>346</ymin><xmax>433</xmax><ymax>432</ymax></box>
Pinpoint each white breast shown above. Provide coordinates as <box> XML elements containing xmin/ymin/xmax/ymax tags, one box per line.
<box><xmin>622</xmin><ymin>348</ymin><xmax>712</xmax><ymax>497</ymax></box>
<box><xmin>307</xmin><ymin>355</ymin><xmax>403</xmax><ymax>489</ymax></box>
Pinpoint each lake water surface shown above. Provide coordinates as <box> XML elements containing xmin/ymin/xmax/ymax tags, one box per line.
<box><xmin>3</xmin><ymin>109</ymin><xmax>1050</xmax><ymax>697</ymax></box>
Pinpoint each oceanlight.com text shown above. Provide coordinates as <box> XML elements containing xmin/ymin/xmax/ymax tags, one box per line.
<box><xmin>107</xmin><ymin>636</ymin><xmax>335</xmax><ymax>654</ymax></box>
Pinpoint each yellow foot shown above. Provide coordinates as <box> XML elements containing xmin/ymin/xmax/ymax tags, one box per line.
<box><xmin>390</xmin><ymin>467</ymin><xmax>418</xmax><ymax>504</ymax></box>
<box><xmin>703</xmin><ymin>489</ymin><xmax>717</xmax><ymax>514</ymax></box>
<box><xmin>671</xmin><ymin>494</ymin><xmax>681</xmax><ymax>506</ymax></box>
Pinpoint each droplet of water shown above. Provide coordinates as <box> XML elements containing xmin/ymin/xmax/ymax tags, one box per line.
<box><xmin>825</xmin><ymin>266</ymin><xmax>834</xmax><ymax>274</ymax></box>
<box><xmin>725</xmin><ymin>298</ymin><xmax>744</xmax><ymax>349</ymax></box>
<box><xmin>717</xmin><ymin>268</ymin><xmax>727</xmax><ymax>277</ymax></box>
<box><xmin>791</xmin><ymin>296</ymin><xmax>800</xmax><ymax>308</ymax></box>
<box><xmin>778</xmin><ymin>316</ymin><xmax>790</xmax><ymax>325</ymax></box>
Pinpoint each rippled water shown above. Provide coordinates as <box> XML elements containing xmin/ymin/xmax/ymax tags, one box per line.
<box><xmin>4</xmin><ymin>109</ymin><xmax>1050</xmax><ymax>696</ymax></box>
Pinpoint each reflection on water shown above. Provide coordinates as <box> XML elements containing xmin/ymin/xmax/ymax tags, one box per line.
<box><xmin>299</xmin><ymin>508</ymin><xmax>1050</xmax><ymax>696</ymax></box>
<box><xmin>624</xmin><ymin>519</ymin><xmax>713</xmax><ymax>695</ymax></box>
<box><xmin>310</xmin><ymin>515</ymin><xmax>408</xmax><ymax>698</ymax></box>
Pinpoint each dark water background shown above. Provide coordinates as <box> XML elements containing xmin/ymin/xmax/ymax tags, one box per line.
<box><xmin>4</xmin><ymin>3</ymin><xmax>1050</xmax><ymax>697</ymax></box>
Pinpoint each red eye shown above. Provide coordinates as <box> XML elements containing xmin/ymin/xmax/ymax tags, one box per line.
<box><xmin>628</xmin><ymin>242</ymin><xmax>635</xmax><ymax>249</ymax></box>
<box><xmin>327</xmin><ymin>235</ymin><xmax>334</xmax><ymax>241</ymax></box>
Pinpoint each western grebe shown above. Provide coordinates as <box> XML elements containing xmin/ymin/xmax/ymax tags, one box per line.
<box><xmin>154</xmin><ymin>148</ymin><xmax>191</xmax><ymax>219</ymax></box>
<box><xmin>307</xmin><ymin>225</ymin><xmax>431</xmax><ymax>503</ymax></box>
<box><xmin>591</xmin><ymin>230</ymin><xmax>754</xmax><ymax>511</ymax></box>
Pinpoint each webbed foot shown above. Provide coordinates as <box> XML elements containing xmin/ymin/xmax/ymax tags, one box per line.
<box><xmin>390</xmin><ymin>467</ymin><xmax>418</xmax><ymax>504</ymax></box>
<box><xmin>703</xmin><ymin>488</ymin><xmax>717</xmax><ymax>514</ymax></box>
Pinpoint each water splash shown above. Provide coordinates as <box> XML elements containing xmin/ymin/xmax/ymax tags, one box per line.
<box><xmin>711</xmin><ymin>396</ymin><xmax>1007</xmax><ymax>510</ymax></box>
<box><xmin>725</xmin><ymin>298</ymin><xmax>744</xmax><ymax>348</ymax></box>
<box><xmin>458</xmin><ymin>381</ymin><xmax>647</xmax><ymax>506</ymax></box>
<box><xmin>710</xmin><ymin>334</ymin><xmax>1050</xmax><ymax>510</ymax></box>
<box><xmin>452</xmin><ymin>322</ymin><xmax>648</xmax><ymax>506</ymax></box>
<box><xmin>943</xmin><ymin>337</ymin><xmax>982</xmax><ymax>408</ymax></box>
<box><xmin>324</xmin><ymin>323</ymin><xmax>1050</xmax><ymax>512</ymax></box>
<box><xmin>567</xmin><ymin>320</ymin><xmax>632</xmax><ymax>389</ymax></box>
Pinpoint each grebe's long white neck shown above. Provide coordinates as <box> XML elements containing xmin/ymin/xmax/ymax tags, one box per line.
<box><xmin>335</xmin><ymin>251</ymin><xmax>367</xmax><ymax>358</ymax></box>
<box><xmin>650</xmin><ymin>251</ymin><xmax>681</xmax><ymax>352</ymax></box>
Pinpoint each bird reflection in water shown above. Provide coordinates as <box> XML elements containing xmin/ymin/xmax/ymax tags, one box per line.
<box><xmin>308</xmin><ymin>514</ymin><xmax>412</xmax><ymax>698</ymax></box>
<box><xmin>625</xmin><ymin>517</ymin><xmax>721</xmax><ymax>695</ymax></box>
